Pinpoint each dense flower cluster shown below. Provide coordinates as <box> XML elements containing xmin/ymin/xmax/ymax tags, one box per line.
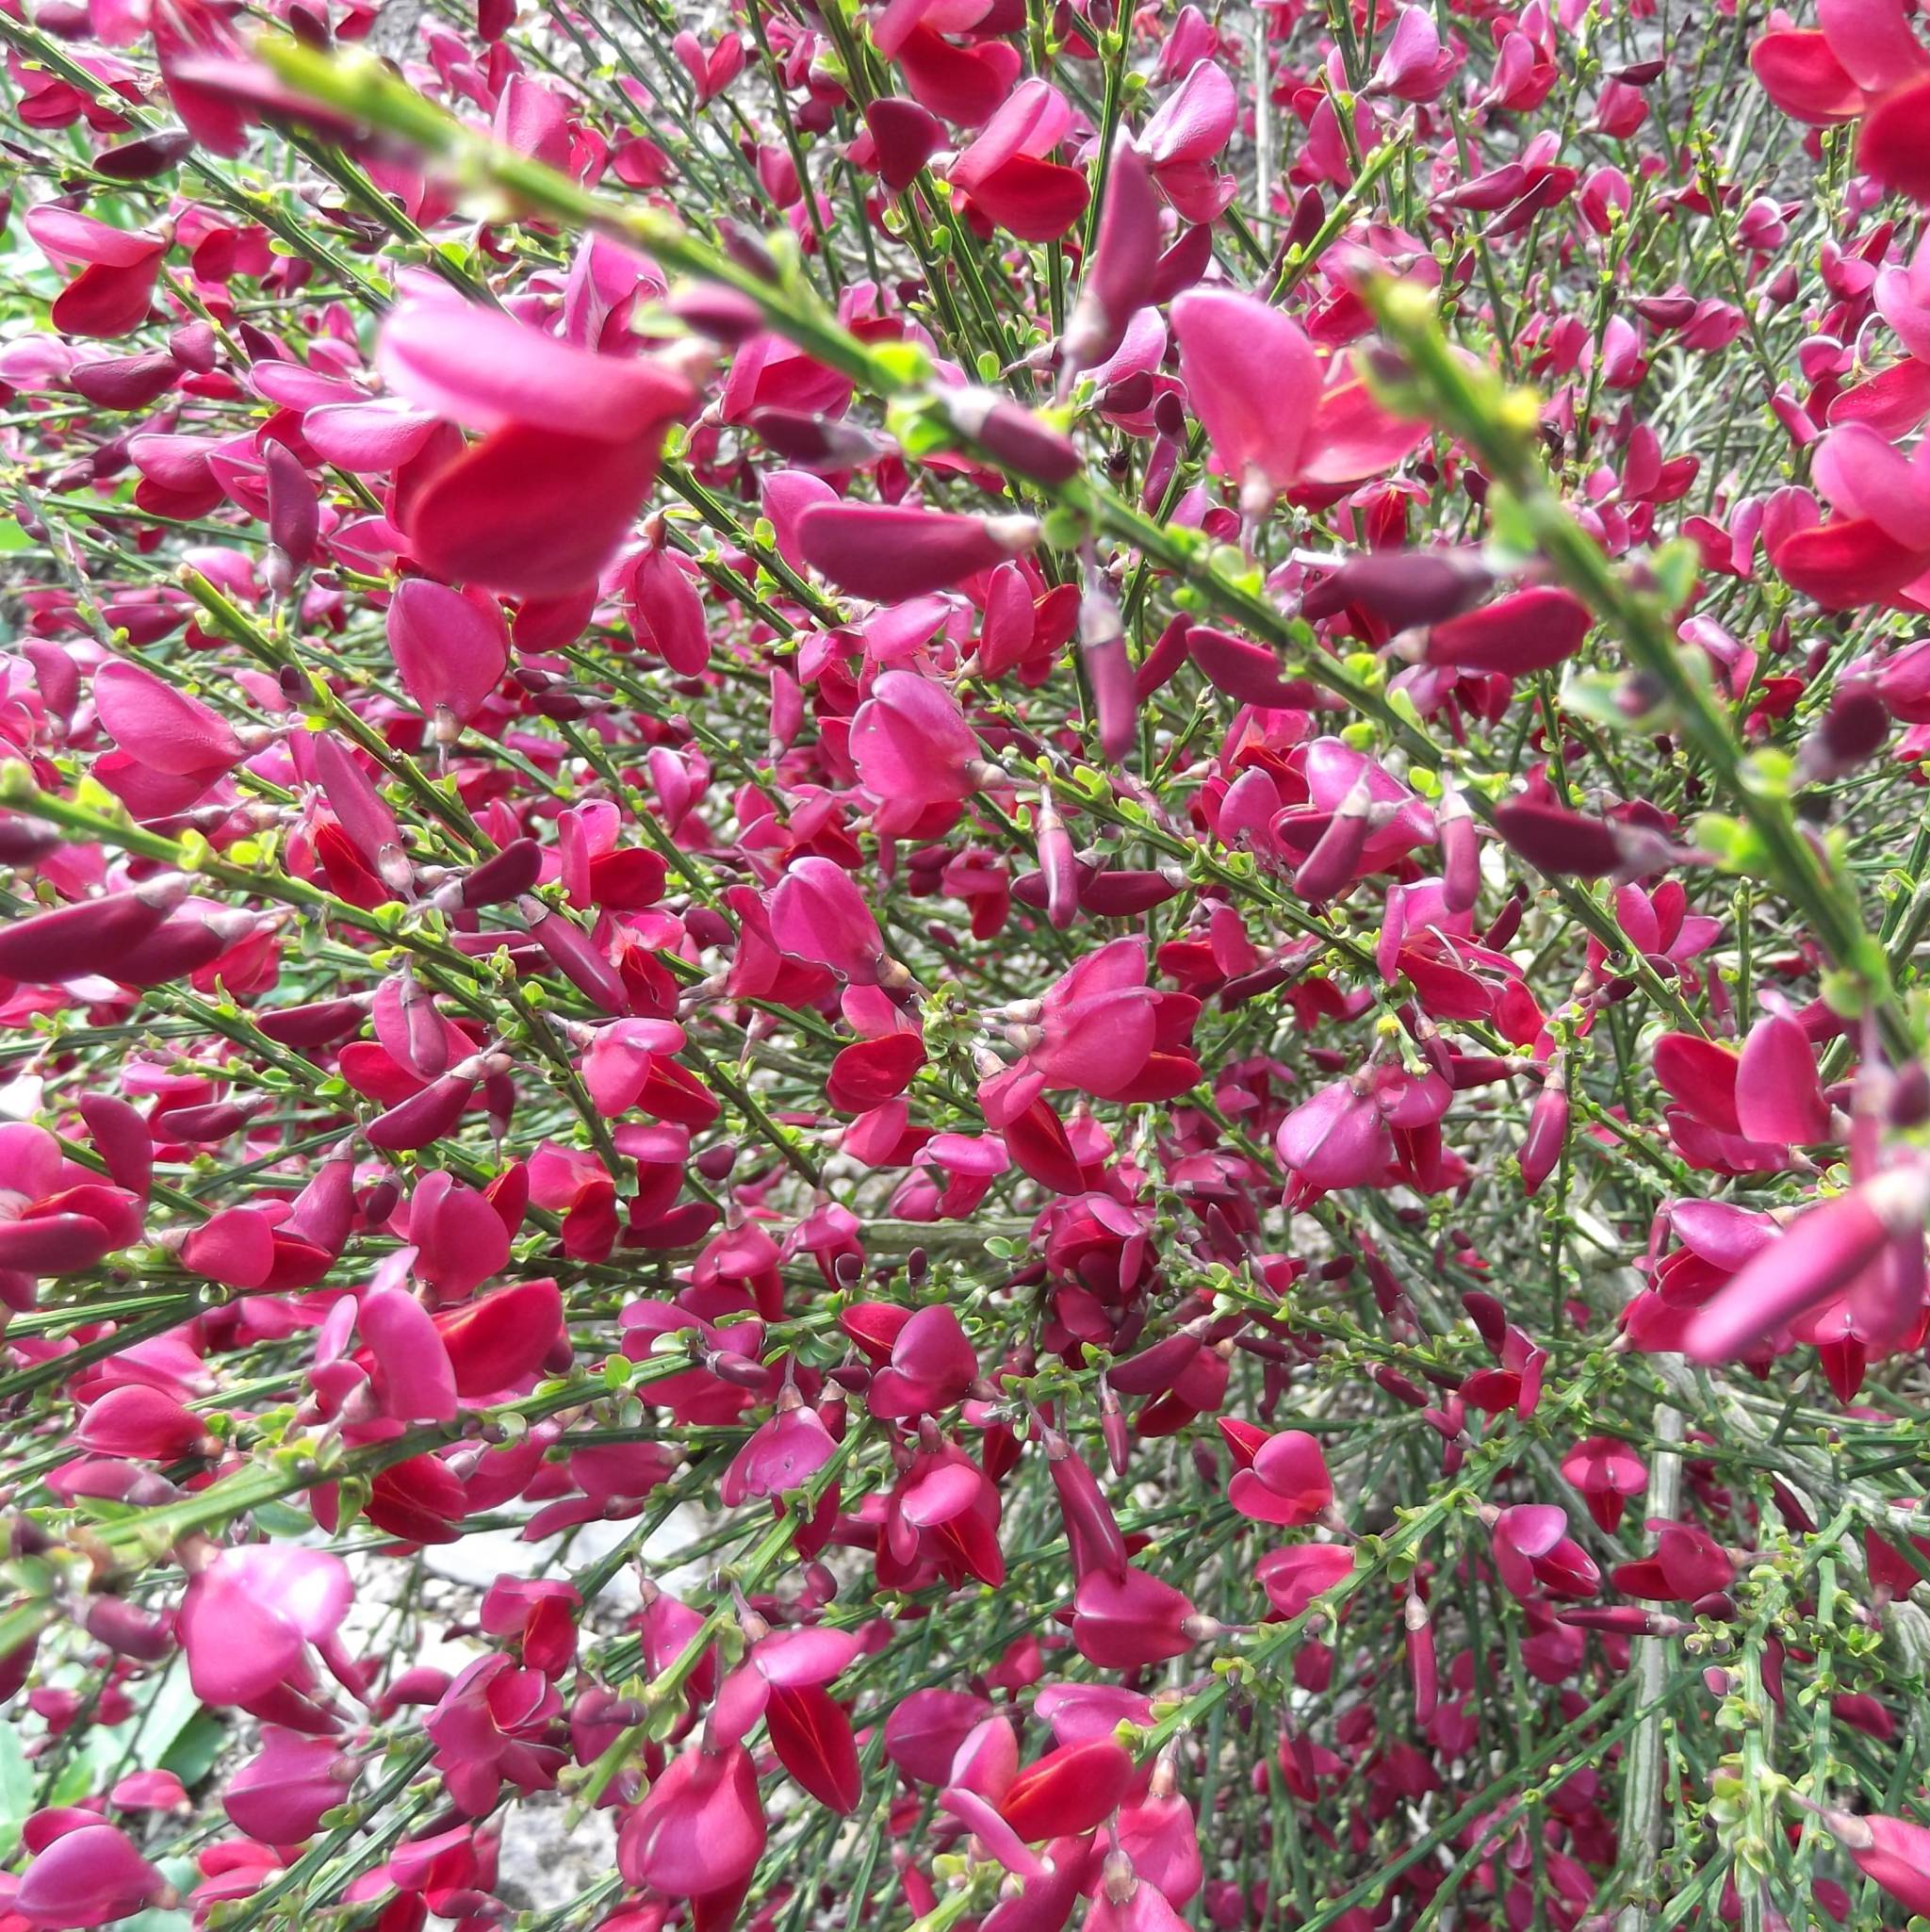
<box><xmin>3</xmin><ymin>0</ymin><xmax>1930</xmax><ymax>1927</ymax></box>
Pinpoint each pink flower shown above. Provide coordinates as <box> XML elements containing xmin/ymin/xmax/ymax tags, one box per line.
<box><xmin>617</xmin><ymin>1739</ymin><xmax>766</xmax><ymax>1907</ymax></box>
<box><xmin>797</xmin><ymin>501</ymin><xmax>1039</xmax><ymax>601</ymax></box>
<box><xmin>385</xmin><ymin>581</ymin><xmax>510</xmax><ymax>736</ymax></box>
<box><xmin>1817</xmin><ymin>1809</ymin><xmax>1930</xmax><ymax>1917</ymax></box>
<box><xmin>1275</xmin><ymin>1069</ymin><xmax>1450</xmax><ymax>1193</ymax></box>
<box><xmin>859</xmin><ymin>96</ymin><xmax>942</xmax><ymax>189</ymax></box>
<box><xmin>25</xmin><ymin>206</ymin><xmax>167</xmax><ymax>339</ymax></box>
<box><xmin>1225</xmin><ymin>1427</ymin><xmax>1334</xmax><ymax>1528</ymax></box>
<box><xmin>1560</xmin><ymin>1437</ymin><xmax>1647</xmax><ymax>1532</ymax></box>
<box><xmin>995</xmin><ymin>939</ymin><xmax>1201</xmax><ymax>1109</ymax></box>
<box><xmin>718</xmin><ymin>1387</ymin><xmax>838</xmax><ymax>1505</ymax></box>
<box><xmin>882</xmin><ymin>1443</ymin><xmax>1005</xmax><ymax>1590</ymax></box>
<box><xmin>93</xmin><ymin>660</ymin><xmax>247</xmax><ymax>782</ymax></box>
<box><xmin>0</xmin><ymin>1122</ymin><xmax>145</xmax><ymax>1285</ymax></box>
<box><xmin>1172</xmin><ymin>290</ymin><xmax>1423</xmax><ymax>514</ymax></box>
<box><xmin>177</xmin><ymin>1547</ymin><xmax>353</xmax><ymax>1710</ymax></box>
<box><xmin>998</xmin><ymin>1738</ymin><xmax>1136</xmax><ymax>1840</ymax></box>
<box><xmin>768</xmin><ymin>857</ymin><xmax>893</xmax><ymax>987</ymax></box>
<box><xmin>1518</xmin><ymin>1056</ymin><xmax>1570</xmax><ymax>1198</ymax></box>
<box><xmin>866</xmin><ymin>1302</ymin><xmax>977</xmax><ymax>1418</ymax></box>
<box><xmin>1071</xmin><ymin>1564</ymin><xmax>1203</xmax><ymax>1666</ymax></box>
<box><xmin>948</xmin><ymin>79</ymin><xmax>1088</xmax><ymax>241</ymax></box>
<box><xmin>0</xmin><ymin>876</ymin><xmax>194</xmax><ymax>994</ymax></box>
<box><xmin>1254</xmin><ymin>1544</ymin><xmax>1355</xmax><ymax>1617</ymax></box>
<box><xmin>1366</xmin><ymin>8</ymin><xmax>1459</xmax><ymax>101</ymax></box>
<box><xmin>1611</xmin><ymin>1521</ymin><xmax>1736</xmax><ymax>1607</ymax></box>
<box><xmin>222</xmin><ymin>1730</ymin><xmax>358</xmax><ymax>1842</ymax></box>
<box><xmin>1086</xmin><ymin>1854</ymin><xmax>1191</xmax><ymax>1932</ymax></box>
<box><xmin>1681</xmin><ymin>1169</ymin><xmax>1930</xmax><ymax>1365</ymax></box>
<box><xmin>426</xmin><ymin>1655</ymin><xmax>568</xmax><ymax>1816</ymax></box>
<box><xmin>374</xmin><ymin>294</ymin><xmax>695</xmax><ymax>596</ymax></box>
<box><xmin>1065</xmin><ymin>142</ymin><xmax>1162</xmax><ymax>374</ymax></box>
<box><xmin>1420</xmin><ymin>587</ymin><xmax>1593</xmax><ymax>678</ymax></box>
<box><xmin>15</xmin><ymin>1825</ymin><xmax>169</xmax><ymax>1927</ymax></box>
<box><xmin>1489</xmin><ymin>1504</ymin><xmax>1600</xmax><ymax>1602</ymax></box>
<box><xmin>1139</xmin><ymin>60</ymin><xmax>1236</xmax><ymax>221</ymax></box>
<box><xmin>849</xmin><ymin>670</ymin><xmax>987</xmax><ymax>827</ymax></box>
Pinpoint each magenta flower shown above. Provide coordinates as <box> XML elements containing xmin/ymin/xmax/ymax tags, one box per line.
<box><xmin>176</xmin><ymin>1547</ymin><xmax>353</xmax><ymax>1711</ymax></box>
<box><xmin>1680</xmin><ymin>1170</ymin><xmax>1930</xmax><ymax>1365</ymax></box>
<box><xmin>1065</xmin><ymin>142</ymin><xmax>1162</xmax><ymax>374</ymax></box>
<box><xmin>1420</xmin><ymin>587</ymin><xmax>1593</xmax><ymax>679</ymax></box>
<box><xmin>25</xmin><ymin>206</ymin><xmax>167</xmax><ymax>340</ymax></box>
<box><xmin>1560</xmin><ymin>1437</ymin><xmax>1647</xmax><ymax>1533</ymax></box>
<box><xmin>93</xmin><ymin>660</ymin><xmax>248</xmax><ymax>785</ymax></box>
<box><xmin>0</xmin><ymin>1122</ymin><xmax>145</xmax><ymax>1285</ymax></box>
<box><xmin>374</xmin><ymin>293</ymin><xmax>695</xmax><ymax>596</ymax></box>
<box><xmin>1611</xmin><ymin>1521</ymin><xmax>1737</xmax><ymax>1607</ymax></box>
<box><xmin>797</xmin><ymin>500</ymin><xmax>1040</xmax><ymax>601</ymax></box>
<box><xmin>1071</xmin><ymin>1564</ymin><xmax>1203</xmax><ymax>1666</ymax></box>
<box><xmin>1139</xmin><ymin>59</ymin><xmax>1236</xmax><ymax>221</ymax></box>
<box><xmin>1816</xmin><ymin>1809</ymin><xmax>1930</xmax><ymax>1917</ymax></box>
<box><xmin>426</xmin><ymin>1655</ymin><xmax>568</xmax><ymax>1816</ymax></box>
<box><xmin>222</xmin><ymin>1730</ymin><xmax>357</xmax><ymax>1843</ymax></box>
<box><xmin>12</xmin><ymin>2</ymin><xmax>1930</xmax><ymax>1924</ymax></box>
<box><xmin>1490</xmin><ymin>1504</ymin><xmax>1600</xmax><ymax>1602</ymax></box>
<box><xmin>947</xmin><ymin>80</ymin><xmax>1088</xmax><ymax>241</ymax></box>
<box><xmin>1366</xmin><ymin>8</ymin><xmax>1460</xmax><ymax>101</ymax></box>
<box><xmin>866</xmin><ymin>1302</ymin><xmax>977</xmax><ymax>1417</ymax></box>
<box><xmin>1224</xmin><ymin>1427</ymin><xmax>1334</xmax><ymax>1528</ymax></box>
<box><xmin>1255</xmin><ymin>1544</ymin><xmax>1355</xmax><ymax>1618</ymax></box>
<box><xmin>15</xmin><ymin>1825</ymin><xmax>170</xmax><ymax>1928</ymax></box>
<box><xmin>850</xmin><ymin>670</ymin><xmax>987</xmax><ymax>827</ymax></box>
<box><xmin>858</xmin><ymin>96</ymin><xmax>942</xmax><ymax>190</ymax></box>
<box><xmin>767</xmin><ymin>857</ymin><xmax>892</xmax><ymax>986</ymax></box>
<box><xmin>617</xmin><ymin>1739</ymin><xmax>765</xmax><ymax>1911</ymax></box>
<box><xmin>1172</xmin><ymin>289</ymin><xmax>1423</xmax><ymax>515</ymax></box>
<box><xmin>880</xmin><ymin>1441</ymin><xmax>1006</xmax><ymax>1590</ymax></box>
<box><xmin>384</xmin><ymin>581</ymin><xmax>510</xmax><ymax>738</ymax></box>
<box><xmin>718</xmin><ymin>1386</ymin><xmax>838</xmax><ymax>1505</ymax></box>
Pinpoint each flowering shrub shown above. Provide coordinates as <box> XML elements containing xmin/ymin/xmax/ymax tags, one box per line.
<box><xmin>8</xmin><ymin>0</ymin><xmax>1930</xmax><ymax>1925</ymax></box>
